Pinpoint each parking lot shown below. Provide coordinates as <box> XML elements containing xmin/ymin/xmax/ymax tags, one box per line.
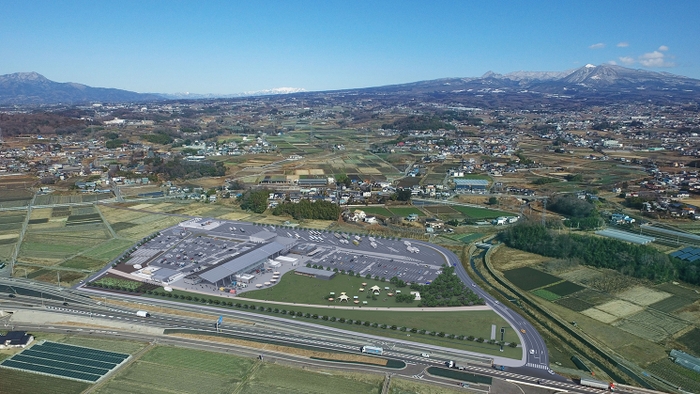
<box><xmin>118</xmin><ymin>218</ymin><xmax>447</xmax><ymax>293</ymax></box>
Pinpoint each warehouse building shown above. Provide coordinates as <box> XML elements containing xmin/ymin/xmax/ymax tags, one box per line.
<box><xmin>197</xmin><ymin>240</ymin><xmax>292</xmax><ymax>287</ymax></box>
<box><xmin>294</xmin><ymin>266</ymin><xmax>336</xmax><ymax>280</ymax></box>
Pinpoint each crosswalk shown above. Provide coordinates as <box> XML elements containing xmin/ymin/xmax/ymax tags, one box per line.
<box><xmin>526</xmin><ymin>362</ymin><xmax>548</xmax><ymax>370</ymax></box>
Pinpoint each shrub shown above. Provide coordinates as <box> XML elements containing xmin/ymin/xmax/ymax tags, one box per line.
<box><xmin>295</xmin><ymin>311</ymin><xmax>303</xmax><ymax>317</ymax></box>
<box><xmin>338</xmin><ymin>317</ymin><xmax>346</xmax><ymax>323</ymax></box>
<box><xmin>475</xmin><ymin>337</ymin><xmax>484</xmax><ymax>343</ymax></box>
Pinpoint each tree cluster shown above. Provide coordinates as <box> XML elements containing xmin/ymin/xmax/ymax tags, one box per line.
<box><xmin>272</xmin><ymin>199</ymin><xmax>340</xmax><ymax>220</ymax></box>
<box><xmin>501</xmin><ymin>222</ymin><xmax>699</xmax><ymax>285</ymax></box>
<box><xmin>549</xmin><ymin>194</ymin><xmax>596</xmax><ymax>218</ymax></box>
<box><xmin>415</xmin><ymin>266</ymin><xmax>484</xmax><ymax>307</ymax></box>
<box><xmin>151</xmin><ymin>158</ymin><xmax>225</xmax><ymax>180</ymax></box>
<box><xmin>239</xmin><ymin>189</ymin><xmax>270</xmax><ymax>213</ymax></box>
<box><xmin>382</xmin><ymin>115</ymin><xmax>455</xmax><ymax>131</ymax></box>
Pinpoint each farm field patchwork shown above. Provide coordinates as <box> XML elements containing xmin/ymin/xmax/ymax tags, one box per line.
<box><xmin>503</xmin><ymin>267</ymin><xmax>561</xmax><ymax>291</ymax></box>
<box><xmin>613</xmin><ymin>310</ymin><xmax>687</xmax><ymax>342</ymax></box>
<box><xmin>616</xmin><ymin>286</ymin><xmax>672</xmax><ymax>306</ymax></box>
<box><xmin>646</xmin><ymin>358</ymin><xmax>700</xmax><ymax>394</ymax></box>
<box><xmin>531</xmin><ymin>289</ymin><xmax>561</xmax><ymax>301</ymax></box>
<box><xmin>543</xmin><ymin>281</ymin><xmax>585</xmax><ymax>297</ymax></box>
<box><xmin>676</xmin><ymin>328</ymin><xmax>700</xmax><ymax>356</ymax></box>
<box><xmin>388</xmin><ymin>207</ymin><xmax>426</xmax><ymax>217</ymax></box>
<box><xmin>554</xmin><ymin>297</ymin><xmax>594</xmax><ymax>312</ymax></box>
<box><xmin>649</xmin><ymin>296</ymin><xmax>695</xmax><ymax>313</ymax></box>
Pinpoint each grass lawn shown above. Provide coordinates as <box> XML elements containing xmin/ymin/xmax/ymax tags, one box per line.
<box><xmin>144</xmin><ymin>289</ymin><xmax>520</xmax><ymax>358</ymax></box>
<box><xmin>243</xmin><ymin>271</ymin><xmax>415</xmax><ymax>307</ymax></box>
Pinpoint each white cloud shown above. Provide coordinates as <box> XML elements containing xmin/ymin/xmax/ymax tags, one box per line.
<box><xmin>619</xmin><ymin>56</ymin><xmax>635</xmax><ymax>65</ymax></box>
<box><xmin>658</xmin><ymin>45</ymin><xmax>669</xmax><ymax>51</ymax></box>
<box><xmin>589</xmin><ymin>43</ymin><xmax>605</xmax><ymax>49</ymax></box>
<box><xmin>617</xmin><ymin>42</ymin><xmax>629</xmax><ymax>48</ymax></box>
<box><xmin>607</xmin><ymin>60</ymin><xmax>617</xmax><ymax>65</ymax></box>
<box><xmin>638</xmin><ymin>51</ymin><xmax>675</xmax><ymax>67</ymax></box>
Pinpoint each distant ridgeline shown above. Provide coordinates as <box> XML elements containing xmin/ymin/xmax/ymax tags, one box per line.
<box><xmin>500</xmin><ymin>222</ymin><xmax>700</xmax><ymax>286</ymax></box>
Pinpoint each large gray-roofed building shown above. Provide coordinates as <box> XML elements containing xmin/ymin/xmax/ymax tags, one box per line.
<box><xmin>250</xmin><ymin>230</ymin><xmax>277</xmax><ymax>243</ymax></box>
<box><xmin>198</xmin><ymin>242</ymin><xmax>286</xmax><ymax>286</ymax></box>
<box><xmin>294</xmin><ymin>266</ymin><xmax>336</xmax><ymax>280</ymax></box>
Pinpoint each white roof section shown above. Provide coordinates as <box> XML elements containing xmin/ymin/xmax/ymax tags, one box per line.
<box><xmin>199</xmin><ymin>242</ymin><xmax>285</xmax><ymax>283</ymax></box>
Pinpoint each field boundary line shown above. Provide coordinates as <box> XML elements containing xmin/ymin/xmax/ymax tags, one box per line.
<box><xmin>81</xmin><ymin>342</ymin><xmax>155</xmax><ymax>394</ymax></box>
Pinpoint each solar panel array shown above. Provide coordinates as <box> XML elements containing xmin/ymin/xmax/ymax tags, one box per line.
<box><xmin>595</xmin><ymin>229</ymin><xmax>655</xmax><ymax>245</ymax></box>
<box><xmin>0</xmin><ymin>341</ymin><xmax>130</xmax><ymax>383</ymax></box>
<box><xmin>670</xmin><ymin>247</ymin><xmax>700</xmax><ymax>262</ymax></box>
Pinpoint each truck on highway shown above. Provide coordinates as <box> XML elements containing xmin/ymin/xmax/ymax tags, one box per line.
<box><xmin>579</xmin><ymin>377</ymin><xmax>616</xmax><ymax>391</ymax></box>
<box><xmin>360</xmin><ymin>346</ymin><xmax>383</xmax><ymax>355</ymax></box>
<box><xmin>445</xmin><ymin>360</ymin><xmax>465</xmax><ymax>370</ymax></box>
<box><xmin>492</xmin><ymin>364</ymin><xmax>505</xmax><ymax>371</ymax></box>
<box><xmin>136</xmin><ymin>310</ymin><xmax>151</xmax><ymax>318</ymax></box>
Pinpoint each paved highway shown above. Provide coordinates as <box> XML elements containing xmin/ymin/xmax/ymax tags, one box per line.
<box><xmin>0</xmin><ymin>281</ymin><xmax>665</xmax><ymax>394</ymax></box>
<box><xmin>411</xmin><ymin>240</ymin><xmax>555</xmax><ymax>378</ymax></box>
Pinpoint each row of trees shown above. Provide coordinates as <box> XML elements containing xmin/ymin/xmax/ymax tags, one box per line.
<box><xmin>272</xmin><ymin>199</ymin><xmax>340</xmax><ymax>220</ymax></box>
<box><xmin>145</xmin><ymin>291</ymin><xmax>515</xmax><ymax>347</ymax></box>
<box><xmin>501</xmin><ymin>222</ymin><xmax>699</xmax><ymax>285</ymax></box>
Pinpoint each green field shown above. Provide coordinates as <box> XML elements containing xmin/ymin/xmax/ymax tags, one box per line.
<box><xmin>503</xmin><ymin>267</ymin><xmax>561</xmax><ymax>291</ymax></box>
<box><xmin>243</xmin><ymin>271</ymin><xmax>417</xmax><ymax>307</ymax></box>
<box><xmin>241</xmin><ymin>363</ymin><xmax>383</xmax><ymax>394</ymax></box>
<box><xmin>146</xmin><ymin>287</ymin><xmax>519</xmax><ymax>357</ymax></box>
<box><xmin>0</xmin><ymin>368</ymin><xmax>90</xmax><ymax>394</ymax></box>
<box><xmin>532</xmin><ymin>289</ymin><xmax>561</xmax><ymax>301</ymax></box>
<box><xmin>649</xmin><ymin>295</ymin><xmax>695</xmax><ymax>313</ymax></box>
<box><xmin>543</xmin><ymin>281</ymin><xmax>585</xmax><ymax>297</ymax></box>
<box><xmin>554</xmin><ymin>297</ymin><xmax>594</xmax><ymax>312</ymax></box>
<box><xmin>98</xmin><ymin>346</ymin><xmax>254</xmax><ymax>394</ymax></box>
<box><xmin>450</xmin><ymin>206</ymin><xmax>509</xmax><ymax>219</ymax></box>
<box><xmin>677</xmin><ymin>328</ymin><xmax>700</xmax><ymax>356</ymax></box>
<box><xmin>388</xmin><ymin>207</ymin><xmax>425</xmax><ymax>217</ymax></box>
<box><xmin>359</xmin><ymin>207</ymin><xmax>393</xmax><ymax>217</ymax></box>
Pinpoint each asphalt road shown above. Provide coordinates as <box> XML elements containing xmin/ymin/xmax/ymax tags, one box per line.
<box><xmin>409</xmin><ymin>240</ymin><xmax>556</xmax><ymax>379</ymax></box>
<box><xmin>0</xmin><ymin>281</ymin><xmax>663</xmax><ymax>394</ymax></box>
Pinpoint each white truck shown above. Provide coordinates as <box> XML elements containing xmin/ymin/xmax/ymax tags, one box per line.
<box><xmin>360</xmin><ymin>346</ymin><xmax>383</xmax><ymax>355</ymax></box>
<box><xmin>136</xmin><ymin>310</ymin><xmax>151</xmax><ymax>318</ymax></box>
<box><xmin>579</xmin><ymin>377</ymin><xmax>615</xmax><ymax>391</ymax></box>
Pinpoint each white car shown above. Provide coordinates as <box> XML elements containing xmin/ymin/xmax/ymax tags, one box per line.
<box><xmin>529</xmin><ymin>349</ymin><xmax>535</xmax><ymax>355</ymax></box>
<box><xmin>421</xmin><ymin>353</ymin><xmax>430</xmax><ymax>358</ymax></box>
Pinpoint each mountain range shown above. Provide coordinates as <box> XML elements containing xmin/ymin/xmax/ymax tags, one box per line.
<box><xmin>1</xmin><ymin>64</ymin><xmax>699</xmax><ymax>106</ymax></box>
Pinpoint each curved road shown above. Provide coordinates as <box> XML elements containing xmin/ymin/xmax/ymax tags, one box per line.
<box><xmin>411</xmin><ymin>240</ymin><xmax>554</xmax><ymax>377</ymax></box>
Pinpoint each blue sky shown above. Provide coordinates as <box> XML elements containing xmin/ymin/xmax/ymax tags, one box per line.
<box><xmin>1</xmin><ymin>1</ymin><xmax>698</xmax><ymax>94</ymax></box>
